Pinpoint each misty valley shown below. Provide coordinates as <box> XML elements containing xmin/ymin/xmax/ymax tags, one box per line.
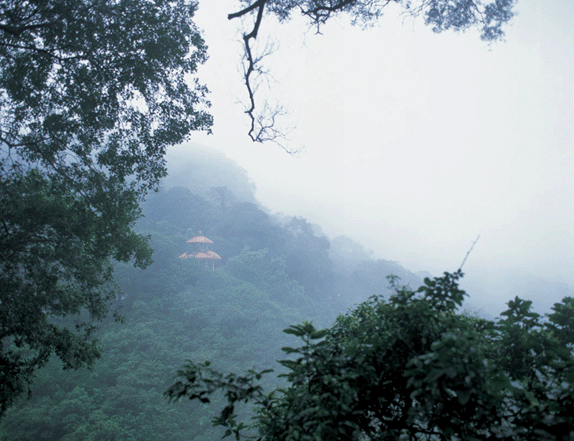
<box><xmin>2</xmin><ymin>152</ymin><xmax>573</xmax><ymax>441</ymax></box>
<box><xmin>0</xmin><ymin>153</ymin><xmax>423</xmax><ymax>440</ymax></box>
<box><xmin>2</xmin><ymin>0</ymin><xmax>574</xmax><ymax>437</ymax></box>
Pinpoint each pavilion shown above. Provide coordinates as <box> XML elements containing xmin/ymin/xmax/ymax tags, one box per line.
<box><xmin>179</xmin><ymin>232</ymin><xmax>222</xmax><ymax>269</ymax></box>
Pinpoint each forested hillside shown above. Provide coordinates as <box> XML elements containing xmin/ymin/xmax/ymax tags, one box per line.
<box><xmin>0</xmin><ymin>159</ymin><xmax>422</xmax><ymax>441</ymax></box>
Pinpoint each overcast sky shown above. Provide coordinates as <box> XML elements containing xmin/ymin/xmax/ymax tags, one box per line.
<box><xmin>173</xmin><ymin>0</ymin><xmax>574</xmax><ymax>312</ymax></box>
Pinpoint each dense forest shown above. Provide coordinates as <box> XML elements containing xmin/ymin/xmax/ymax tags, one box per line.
<box><xmin>4</xmin><ymin>1</ymin><xmax>573</xmax><ymax>439</ymax></box>
<box><xmin>0</xmin><ymin>151</ymin><xmax>423</xmax><ymax>441</ymax></box>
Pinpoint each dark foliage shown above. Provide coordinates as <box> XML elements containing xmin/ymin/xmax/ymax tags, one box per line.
<box><xmin>0</xmin><ymin>0</ymin><xmax>211</xmax><ymax>415</ymax></box>
<box><xmin>169</xmin><ymin>271</ymin><xmax>574</xmax><ymax>441</ymax></box>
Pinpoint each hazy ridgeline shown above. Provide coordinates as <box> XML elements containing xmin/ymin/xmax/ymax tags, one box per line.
<box><xmin>0</xmin><ymin>156</ymin><xmax>422</xmax><ymax>441</ymax></box>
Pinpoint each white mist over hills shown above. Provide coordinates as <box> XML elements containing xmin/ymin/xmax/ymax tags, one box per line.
<box><xmin>163</xmin><ymin>0</ymin><xmax>574</xmax><ymax>317</ymax></box>
<box><xmin>164</xmin><ymin>143</ymin><xmax>574</xmax><ymax>318</ymax></box>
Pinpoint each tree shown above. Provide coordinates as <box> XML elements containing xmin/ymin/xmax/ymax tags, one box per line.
<box><xmin>227</xmin><ymin>0</ymin><xmax>516</xmax><ymax>147</ymax></box>
<box><xmin>0</xmin><ymin>0</ymin><xmax>212</xmax><ymax>416</ymax></box>
<box><xmin>282</xmin><ymin>217</ymin><xmax>334</xmax><ymax>300</ymax></box>
<box><xmin>167</xmin><ymin>270</ymin><xmax>574</xmax><ymax>440</ymax></box>
<box><xmin>225</xmin><ymin>247</ymin><xmax>307</xmax><ymax>305</ymax></box>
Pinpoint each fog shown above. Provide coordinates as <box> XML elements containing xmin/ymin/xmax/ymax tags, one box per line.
<box><xmin>168</xmin><ymin>0</ymin><xmax>574</xmax><ymax>315</ymax></box>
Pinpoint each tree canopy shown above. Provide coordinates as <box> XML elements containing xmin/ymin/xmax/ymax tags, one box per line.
<box><xmin>0</xmin><ymin>0</ymin><xmax>211</xmax><ymax>416</ymax></box>
<box><xmin>167</xmin><ymin>271</ymin><xmax>574</xmax><ymax>441</ymax></box>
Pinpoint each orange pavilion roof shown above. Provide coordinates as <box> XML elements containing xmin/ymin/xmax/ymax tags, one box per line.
<box><xmin>186</xmin><ymin>231</ymin><xmax>213</xmax><ymax>244</ymax></box>
<box><xmin>179</xmin><ymin>251</ymin><xmax>221</xmax><ymax>260</ymax></box>
<box><xmin>181</xmin><ymin>231</ymin><xmax>221</xmax><ymax>262</ymax></box>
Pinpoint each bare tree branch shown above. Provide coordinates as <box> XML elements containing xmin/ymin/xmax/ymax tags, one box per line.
<box><xmin>459</xmin><ymin>235</ymin><xmax>480</xmax><ymax>271</ymax></box>
<box><xmin>227</xmin><ymin>1</ymin><xmax>300</xmax><ymax>153</ymax></box>
<box><xmin>228</xmin><ymin>0</ymin><xmax>266</xmax><ymax>21</ymax></box>
<box><xmin>228</xmin><ymin>0</ymin><xmax>515</xmax><ymax>151</ymax></box>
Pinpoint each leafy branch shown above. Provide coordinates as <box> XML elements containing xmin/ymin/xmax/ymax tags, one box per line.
<box><xmin>165</xmin><ymin>360</ymin><xmax>272</xmax><ymax>440</ymax></box>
